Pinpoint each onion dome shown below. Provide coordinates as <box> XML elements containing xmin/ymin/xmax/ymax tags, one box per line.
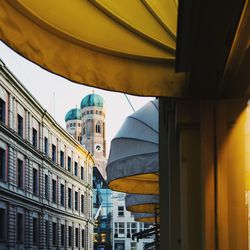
<box><xmin>80</xmin><ymin>94</ymin><xmax>104</xmax><ymax>109</ymax></box>
<box><xmin>65</xmin><ymin>108</ymin><xmax>81</xmax><ymax>122</ymax></box>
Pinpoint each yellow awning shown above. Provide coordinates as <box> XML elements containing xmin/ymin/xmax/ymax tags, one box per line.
<box><xmin>0</xmin><ymin>1</ymin><xmax>248</xmax><ymax>98</ymax></box>
<box><xmin>0</xmin><ymin>0</ymin><xmax>186</xmax><ymax>97</ymax></box>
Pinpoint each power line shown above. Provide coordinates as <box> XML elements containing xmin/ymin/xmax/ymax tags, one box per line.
<box><xmin>124</xmin><ymin>94</ymin><xmax>135</xmax><ymax>112</ymax></box>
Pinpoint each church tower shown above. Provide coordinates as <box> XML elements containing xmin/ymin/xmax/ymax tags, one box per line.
<box><xmin>80</xmin><ymin>93</ymin><xmax>107</xmax><ymax>179</ymax></box>
<box><xmin>65</xmin><ymin>108</ymin><xmax>82</xmax><ymax>143</ymax></box>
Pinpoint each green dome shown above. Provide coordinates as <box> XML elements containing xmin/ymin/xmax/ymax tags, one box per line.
<box><xmin>65</xmin><ymin>108</ymin><xmax>81</xmax><ymax>122</ymax></box>
<box><xmin>80</xmin><ymin>94</ymin><xmax>104</xmax><ymax>109</ymax></box>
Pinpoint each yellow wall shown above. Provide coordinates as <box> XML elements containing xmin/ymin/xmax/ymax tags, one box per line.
<box><xmin>160</xmin><ymin>98</ymin><xmax>249</xmax><ymax>250</ymax></box>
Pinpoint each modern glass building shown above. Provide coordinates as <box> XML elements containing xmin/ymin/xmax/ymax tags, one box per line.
<box><xmin>93</xmin><ymin>167</ymin><xmax>113</xmax><ymax>250</ymax></box>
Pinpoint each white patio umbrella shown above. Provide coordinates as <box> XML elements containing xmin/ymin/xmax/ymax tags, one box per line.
<box><xmin>133</xmin><ymin>213</ymin><xmax>159</xmax><ymax>223</ymax></box>
<box><xmin>125</xmin><ymin>194</ymin><xmax>159</xmax><ymax>214</ymax></box>
<box><xmin>107</xmin><ymin>100</ymin><xmax>159</xmax><ymax>194</ymax></box>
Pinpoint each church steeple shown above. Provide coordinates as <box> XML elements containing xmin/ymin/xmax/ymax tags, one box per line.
<box><xmin>66</xmin><ymin>93</ymin><xmax>107</xmax><ymax>179</ymax></box>
<box><xmin>65</xmin><ymin>108</ymin><xmax>82</xmax><ymax>143</ymax></box>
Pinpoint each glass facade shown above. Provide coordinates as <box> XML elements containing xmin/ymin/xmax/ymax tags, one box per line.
<box><xmin>93</xmin><ymin>167</ymin><xmax>113</xmax><ymax>250</ymax></box>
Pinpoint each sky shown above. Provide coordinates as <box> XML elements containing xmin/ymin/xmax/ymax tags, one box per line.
<box><xmin>0</xmin><ymin>42</ymin><xmax>154</xmax><ymax>153</ymax></box>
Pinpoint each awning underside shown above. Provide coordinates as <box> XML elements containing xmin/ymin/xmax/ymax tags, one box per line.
<box><xmin>0</xmin><ymin>0</ymin><xmax>188</xmax><ymax>97</ymax></box>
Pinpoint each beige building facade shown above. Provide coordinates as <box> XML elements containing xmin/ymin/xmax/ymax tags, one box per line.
<box><xmin>0</xmin><ymin>60</ymin><xmax>95</xmax><ymax>250</ymax></box>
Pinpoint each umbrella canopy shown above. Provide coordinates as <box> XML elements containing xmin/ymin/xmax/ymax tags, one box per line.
<box><xmin>126</xmin><ymin>194</ymin><xmax>159</xmax><ymax>214</ymax></box>
<box><xmin>0</xmin><ymin>0</ymin><xmax>186</xmax><ymax>97</ymax></box>
<box><xmin>133</xmin><ymin>213</ymin><xmax>159</xmax><ymax>223</ymax></box>
<box><xmin>107</xmin><ymin>100</ymin><xmax>159</xmax><ymax>194</ymax></box>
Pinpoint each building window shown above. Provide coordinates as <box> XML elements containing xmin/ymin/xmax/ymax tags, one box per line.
<box><xmin>95</xmin><ymin>124</ymin><xmax>101</xmax><ymax>133</ymax></box>
<box><xmin>0</xmin><ymin>99</ymin><xmax>5</xmax><ymax>123</ymax></box>
<box><xmin>75</xmin><ymin>191</ymin><xmax>78</xmax><ymax>210</ymax></box>
<box><xmin>0</xmin><ymin>208</ymin><xmax>6</xmax><ymax>241</ymax></box>
<box><xmin>89</xmin><ymin>172</ymin><xmax>92</xmax><ymax>183</ymax></box>
<box><xmin>45</xmin><ymin>220</ymin><xmax>49</xmax><ymax>247</ymax></box>
<box><xmin>81</xmin><ymin>166</ymin><xmax>84</xmax><ymax>180</ymax></box>
<box><xmin>60</xmin><ymin>184</ymin><xmax>65</xmax><ymax>206</ymax></box>
<box><xmin>131</xmin><ymin>242</ymin><xmax>137</xmax><ymax>250</ymax></box>
<box><xmin>90</xmin><ymin>196</ymin><xmax>93</xmax><ymax>218</ymax></box>
<box><xmin>68</xmin><ymin>226</ymin><xmax>72</xmax><ymax>247</ymax></box>
<box><xmin>96</xmin><ymin>192</ymin><xmax>100</xmax><ymax>205</ymax></box>
<box><xmin>17</xmin><ymin>159</ymin><xmax>23</xmax><ymax>188</ymax></box>
<box><xmin>17</xmin><ymin>114</ymin><xmax>23</xmax><ymax>137</ymax></box>
<box><xmin>78</xmin><ymin>123</ymin><xmax>81</xmax><ymax>127</ymax></box>
<box><xmin>127</xmin><ymin>222</ymin><xmax>131</xmax><ymax>238</ymax></box>
<box><xmin>68</xmin><ymin>188</ymin><xmax>72</xmax><ymax>208</ymax></box>
<box><xmin>139</xmin><ymin>223</ymin><xmax>143</xmax><ymax>232</ymax></box>
<box><xmin>52</xmin><ymin>222</ymin><xmax>57</xmax><ymax>246</ymax></box>
<box><xmin>95</xmin><ymin>110</ymin><xmax>98</xmax><ymax>114</ymax></box>
<box><xmin>33</xmin><ymin>217</ymin><xmax>38</xmax><ymax>245</ymax></box>
<box><xmin>60</xmin><ymin>151</ymin><xmax>64</xmax><ymax>167</ymax></box>
<box><xmin>44</xmin><ymin>137</ymin><xmax>48</xmax><ymax>156</ymax></box>
<box><xmin>61</xmin><ymin>224</ymin><xmax>65</xmax><ymax>246</ymax></box>
<box><xmin>16</xmin><ymin>213</ymin><xmax>24</xmax><ymax>243</ymax></box>
<box><xmin>52</xmin><ymin>179</ymin><xmax>57</xmax><ymax>203</ymax></box>
<box><xmin>114</xmin><ymin>223</ymin><xmax>118</xmax><ymax>238</ymax></box>
<box><xmin>114</xmin><ymin>222</ymin><xmax>125</xmax><ymax>238</ymax></box>
<box><xmin>87</xmin><ymin>111</ymin><xmax>89</xmax><ymax>115</ymax></box>
<box><xmin>131</xmin><ymin>223</ymin><xmax>137</xmax><ymax>234</ymax></box>
<box><xmin>99</xmin><ymin>111</ymin><xmax>102</xmax><ymax>115</ymax></box>
<box><xmin>74</xmin><ymin>161</ymin><xmax>78</xmax><ymax>176</ymax></box>
<box><xmin>118</xmin><ymin>206</ymin><xmax>124</xmax><ymax>216</ymax></box>
<box><xmin>45</xmin><ymin>174</ymin><xmax>49</xmax><ymax>199</ymax></box>
<box><xmin>33</xmin><ymin>168</ymin><xmax>38</xmax><ymax>195</ymax></box>
<box><xmin>118</xmin><ymin>222</ymin><xmax>125</xmax><ymax>237</ymax></box>
<box><xmin>100</xmin><ymin>233</ymin><xmax>106</xmax><ymax>243</ymax></box>
<box><xmin>90</xmin><ymin>110</ymin><xmax>93</xmax><ymax>114</ymax></box>
<box><xmin>32</xmin><ymin>128</ymin><xmax>37</xmax><ymax>148</ymax></box>
<box><xmin>0</xmin><ymin>147</ymin><xmax>6</xmax><ymax>181</ymax></box>
<box><xmin>81</xmin><ymin>229</ymin><xmax>85</xmax><ymax>248</ymax></box>
<box><xmin>81</xmin><ymin>194</ymin><xmax>84</xmax><ymax>213</ymax></box>
<box><xmin>52</xmin><ymin>144</ymin><xmax>56</xmax><ymax>163</ymax></box>
<box><xmin>75</xmin><ymin>228</ymin><xmax>79</xmax><ymax>247</ymax></box>
<box><xmin>67</xmin><ymin>156</ymin><xmax>71</xmax><ymax>172</ymax></box>
<box><xmin>83</xmin><ymin>127</ymin><xmax>85</xmax><ymax>135</ymax></box>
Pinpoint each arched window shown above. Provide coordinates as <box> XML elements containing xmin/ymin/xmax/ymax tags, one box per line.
<box><xmin>95</xmin><ymin>123</ymin><xmax>101</xmax><ymax>134</ymax></box>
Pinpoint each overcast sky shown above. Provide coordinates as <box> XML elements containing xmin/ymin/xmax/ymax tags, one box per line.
<box><xmin>0</xmin><ymin>42</ymin><xmax>154</xmax><ymax>153</ymax></box>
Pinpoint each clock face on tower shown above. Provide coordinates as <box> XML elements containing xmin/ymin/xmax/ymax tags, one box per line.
<box><xmin>94</xmin><ymin>143</ymin><xmax>103</xmax><ymax>152</ymax></box>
